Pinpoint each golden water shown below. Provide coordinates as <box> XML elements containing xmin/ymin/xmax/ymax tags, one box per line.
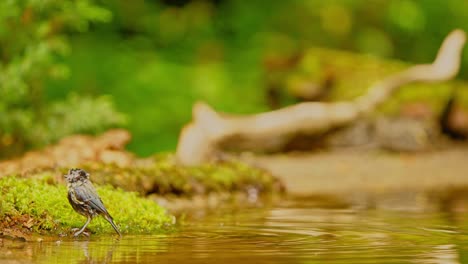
<box><xmin>2</xmin><ymin>197</ymin><xmax>468</xmax><ymax>263</ymax></box>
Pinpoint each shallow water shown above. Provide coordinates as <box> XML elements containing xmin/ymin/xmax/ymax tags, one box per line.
<box><xmin>2</xmin><ymin>197</ymin><xmax>468</xmax><ymax>264</ymax></box>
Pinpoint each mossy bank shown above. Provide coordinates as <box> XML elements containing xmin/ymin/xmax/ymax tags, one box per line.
<box><xmin>0</xmin><ymin>154</ymin><xmax>282</xmax><ymax>240</ymax></box>
<box><xmin>0</xmin><ymin>176</ymin><xmax>174</xmax><ymax>240</ymax></box>
<box><xmin>81</xmin><ymin>154</ymin><xmax>282</xmax><ymax>196</ymax></box>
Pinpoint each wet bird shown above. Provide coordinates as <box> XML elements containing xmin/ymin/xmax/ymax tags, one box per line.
<box><xmin>65</xmin><ymin>168</ymin><xmax>121</xmax><ymax>237</ymax></box>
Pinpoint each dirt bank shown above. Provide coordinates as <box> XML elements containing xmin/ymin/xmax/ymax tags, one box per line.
<box><xmin>250</xmin><ymin>147</ymin><xmax>468</xmax><ymax>197</ymax></box>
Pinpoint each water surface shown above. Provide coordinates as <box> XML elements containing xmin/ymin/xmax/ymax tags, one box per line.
<box><xmin>2</xmin><ymin>197</ymin><xmax>468</xmax><ymax>263</ymax></box>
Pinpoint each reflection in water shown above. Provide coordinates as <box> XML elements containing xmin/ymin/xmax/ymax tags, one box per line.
<box><xmin>2</xmin><ymin>197</ymin><xmax>468</xmax><ymax>263</ymax></box>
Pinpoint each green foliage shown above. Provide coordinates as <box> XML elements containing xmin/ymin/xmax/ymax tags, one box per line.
<box><xmin>0</xmin><ymin>0</ymin><xmax>123</xmax><ymax>158</ymax></box>
<box><xmin>42</xmin><ymin>94</ymin><xmax>126</xmax><ymax>144</ymax></box>
<box><xmin>0</xmin><ymin>175</ymin><xmax>174</xmax><ymax>236</ymax></box>
<box><xmin>3</xmin><ymin>0</ymin><xmax>468</xmax><ymax>156</ymax></box>
<box><xmin>44</xmin><ymin>0</ymin><xmax>468</xmax><ymax>155</ymax></box>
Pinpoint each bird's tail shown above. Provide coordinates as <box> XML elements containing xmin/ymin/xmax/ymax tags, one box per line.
<box><xmin>104</xmin><ymin>214</ymin><xmax>122</xmax><ymax>237</ymax></box>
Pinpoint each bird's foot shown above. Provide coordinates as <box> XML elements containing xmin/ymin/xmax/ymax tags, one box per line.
<box><xmin>73</xmin><ymin>231</ymin><xmax>90</xmax><ymax>237</ymax></box>
<box><xmin>71</xmin><ymin>228</ymin><xmax>90</xmax><ymax>237</ymax></box>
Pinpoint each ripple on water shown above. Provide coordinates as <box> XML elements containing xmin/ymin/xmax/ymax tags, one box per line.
<box><xmin>2</xmin><ymin>198</ymin><xmax>468</xmax><ymax>263</ymax></box>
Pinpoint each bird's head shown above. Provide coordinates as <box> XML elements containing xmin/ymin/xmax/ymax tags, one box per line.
<box><xmin>64</xmin><ymin>168</ymin><xmax>90</xmax><ymax>184</ymax></box>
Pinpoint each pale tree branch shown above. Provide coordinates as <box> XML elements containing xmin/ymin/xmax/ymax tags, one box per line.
<box><xmin>176</xmin><ymin>29</ymin><xmax>466</xmax><ymax>166</ymax></box>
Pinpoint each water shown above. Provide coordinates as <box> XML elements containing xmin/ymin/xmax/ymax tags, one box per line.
<box><xmin>2</xmin><ymin>196</ymin><xmax>468</xmax><ymax>263</ymax></box>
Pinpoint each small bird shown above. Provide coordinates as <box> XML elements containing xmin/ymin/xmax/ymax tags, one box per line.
<box><xmin>65</xmin><ymin>168</ymin><xmax>121</xmax><ymax>237</ymax></box>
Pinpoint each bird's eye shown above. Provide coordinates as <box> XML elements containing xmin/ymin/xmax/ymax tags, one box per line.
<box><xmin>79</xmin><ymin>170</ymin><xmax>87</xmax><ymax>177</ymax></box>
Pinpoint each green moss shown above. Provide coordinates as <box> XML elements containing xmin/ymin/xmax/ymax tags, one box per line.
<box><xmin>283</xmin><ymin>47</ymin><xmax>468</xmax><ymax>114</ymax></box>
<box><xmin>0</xmin><ymin>176</ymin><xmax>174</xmax><ymax>238</ymax></box>
<box><xmin>0</xmin><ymin>154</ymin><xmax>281</xmax><ymax>238</ymax></box>
<box><xmin>81</xmin><ymin>154</ymin><xmax>282</xmax><ymax>196</ymax></box>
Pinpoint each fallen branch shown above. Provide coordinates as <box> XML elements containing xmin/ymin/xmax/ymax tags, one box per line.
<box><xmin>176</xmin><ymin>29</ymin><xmax>466</xmax><ymax>165</ymax></box>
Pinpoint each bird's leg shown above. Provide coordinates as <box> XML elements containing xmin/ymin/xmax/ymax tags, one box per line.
<box><xmin>74</xmin><ymin>216</ymin><xmax>92</xmax><ymax>237</ymax></box>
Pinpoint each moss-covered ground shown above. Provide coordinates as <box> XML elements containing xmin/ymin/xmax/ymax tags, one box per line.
<box><xmin>0</xmin><ymin>176</ymin><xmax>174</xmax><ymax>240</ymax></box>
<box><xmin>0</xmin><ymin>154</ymin><xmax>282</xmax><ymax>239</ymax></box>
<box><xmin>81</xmin><ymin>154</ymin><xmax>282</xmax><ymax>196</ymax></box>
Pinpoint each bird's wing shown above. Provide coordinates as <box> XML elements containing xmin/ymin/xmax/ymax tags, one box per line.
<box><xmin>68</xmin><ymin>188</ymin><xmax>86</xmax><ymax>214</ymax></box>
<box><xmin>74</xmin><ymin>182</ymin><xmax>110</xmax><ymax>216</ymax></box>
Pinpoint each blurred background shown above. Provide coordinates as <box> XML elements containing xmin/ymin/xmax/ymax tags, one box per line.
<box><xmin>2</xmin><ymin>0</ymin><xmax>468</xmax><ymax>158</ymax></box>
